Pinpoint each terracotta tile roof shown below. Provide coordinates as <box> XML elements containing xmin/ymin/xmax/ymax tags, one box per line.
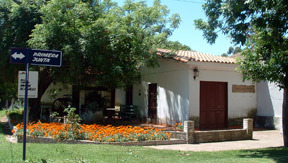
<box><xmin>156</xmin><ymin>49</ymin><xmax>235</xmax><ymax>64</ymax></box>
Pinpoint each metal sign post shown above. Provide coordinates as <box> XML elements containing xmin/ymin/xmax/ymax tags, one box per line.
<box><xmin>22</xmin><ymin>62</ymin><xmax>29</xmax><ymax>161</ymax></box>
<box><xmin>10</xmin><ymin>47</ymin><xmax>62</xmax><ymax>161</ymax></box>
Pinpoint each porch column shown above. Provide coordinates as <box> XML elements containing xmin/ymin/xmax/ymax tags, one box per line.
<box><xmin>184</xmin><ymin>121</ymin><xmax>194</xmax><ymax>144</ymax></box>
<box><xmin>243</xmin><ymin>118</ymin><xmax>253</xmax><ymax>139</ymax></box>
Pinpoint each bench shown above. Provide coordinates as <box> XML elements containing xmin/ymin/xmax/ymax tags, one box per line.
<box><xmin>119</xmin><ymin>105</ymin><xmax>138</xmax><ymax>120</ymax></box>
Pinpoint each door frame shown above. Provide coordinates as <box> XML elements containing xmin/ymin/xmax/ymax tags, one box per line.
<box><xmin>148</xmin><ymin>83</ymin><xmax>157</xmax><ymax>122</ymax></box>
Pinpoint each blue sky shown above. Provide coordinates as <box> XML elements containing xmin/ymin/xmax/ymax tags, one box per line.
<box><xmin>116</xmin><ymin>0</ymin><xmax>234</xmax><ymax>56</ymax></box>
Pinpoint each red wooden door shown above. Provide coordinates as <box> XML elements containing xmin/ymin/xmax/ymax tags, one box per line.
<box><xmin>148</xmin><ymin>83</ymin><xmax>157</xmax><ymax>120</ymax></box>
<box><xmin>200</xmin><ymin>81</ymin><xmax>228</xmax><ymax>130</ymax></box>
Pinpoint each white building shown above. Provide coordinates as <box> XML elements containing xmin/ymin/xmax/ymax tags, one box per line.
<box><xmin>130</xmin><ymin>49</ymin><xmax>257</xmax><ymax>129</ymax></box>
<box><xmin>41</xmin><ymin>49</ymin><xmax>282</xmax><ymax>130</ymax></box>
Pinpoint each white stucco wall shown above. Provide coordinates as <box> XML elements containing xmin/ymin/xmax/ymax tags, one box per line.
<box><xmin>115</xmin><ymin>88</ymin><xmax>126</xmax><ymax>106</ymax></box>
<box><xmin>134</xmin><ymin>59</ymin><xmax>257</xmax><ymax>125</ymax></box>
<box><xmin>41</xmin><ymin>83</ymin><xmax>72</xmax><ymax>104</ymax></box>
<box><xmin>257</xmin><ymin>81</ymin><xmax>283</xmax><ymax>117</ymax></box>
<box><xmin>189</xmin><ymin>62</ymin><xmax>257</xmax><ymax>120</ymax></box>
<box><xmin>134</xmin><ymin>58</ymin><xmax>190</xmax><ymax>124</ymax></box>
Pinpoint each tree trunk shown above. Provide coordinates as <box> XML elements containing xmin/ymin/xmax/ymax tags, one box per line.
<box><xmin>29</xmin><ymin>68</ymin><xmax>53</xmax><ymax>121</ymax></box>
<box><xmin>5</xmin><ymin>99</ymin><xmax>8</xmax><ymax>108</ymax></box>
<box><xmin>283</xmin><ymin>87</ymin><xmax>288</xmax><ymax>147</ymax></box>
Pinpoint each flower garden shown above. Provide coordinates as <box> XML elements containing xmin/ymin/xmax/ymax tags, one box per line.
<box><xmin>12</xmin><ymin>122</ymin><xmax>172</xmax><ymax>143</ymax></box>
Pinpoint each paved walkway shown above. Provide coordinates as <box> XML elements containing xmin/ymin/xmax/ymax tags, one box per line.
<box><xmin>0</xmin><ymin>113</ymin><xmax>7</xmax><ymax>122</ymax></box>
<box><xmin>147</xmin><ymin>130</ymin><xmax>284</xmax><ymax>151</ymax></box>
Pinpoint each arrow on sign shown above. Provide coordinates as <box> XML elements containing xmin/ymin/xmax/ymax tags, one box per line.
<box><xmin>12</xmin><ymin>52</ymin><xmax>25</xmax><ymax>60</ymax></box>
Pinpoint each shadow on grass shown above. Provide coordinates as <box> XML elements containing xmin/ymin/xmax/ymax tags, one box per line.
<box><xmin>238</xmin><ymin>147</ymin><xmax>288</xmax><ymax>163</ymax></box>
<box><xmin>0</xmin><ymin>122</ymin><xmax>4</xmax><ymax>135</ymax></box>
<box><xmin>0</xmin><ymin>120</ymin><xmax>12</xmax><ymax>135</ymax></box>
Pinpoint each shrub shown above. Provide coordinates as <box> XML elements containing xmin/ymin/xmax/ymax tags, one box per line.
<box><xmin>176</xmin><ymin>123</ymin><xmax>184</xmax><ymax>130</ymax></box>
<box><xmin>7</xmin><ymin>108</ymin><xmax>24</xmax><ymax>125</ymax></box>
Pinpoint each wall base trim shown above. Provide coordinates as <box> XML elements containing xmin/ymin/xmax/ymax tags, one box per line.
<box><xmin>254</xmin><ymin>116</ymin><xmax>282</xmax><ymax>131</ymax></box>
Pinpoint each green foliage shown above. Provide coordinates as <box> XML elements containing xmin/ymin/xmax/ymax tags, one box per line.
<box><xmin>64</xmin><ymin>106</ymin><xmax>82</xmax><ymax>125</ymax></box>
<box><xmin>227</xmin><ymin>47</ymin><xmax>234</xmax><ymax>55</ymax></box>
<box><xmin>28</xmin><ymin>0</ymin><xmax>180</xmax><ymax>88</ymax></box>
<box><xmin>50</xmin><ymin>111</ymin><xmax>60</xmax><ymax>122</ymax></box>
<box><xmin>221</xmin><ymin>46</ymin><xmax>242</xmax><ymax>57</ymax></box>
<box><xmin>6</xmin><ymin>106</ymin><xmax>23</xmax><ymax>125</ymax></box>
<box><xmin>0</xmin><ymin>0</ymin><xmax>180</xmax><ymax>109</ymax></box>
<box><xmin>0</xmin><ymin>82</ymin><xmax>17</xmax><ymax>100</ymax></box>
<box><xmin>0</xmin><ymin>0</ymin><xmax>45</xmax><ymax>99</ymax></box>
<box><xmin>59</xmin><ymin>107</ymin><xmax>84</xmax><ymax>141</ymax></box>
<box><xmin>159</xmin><ymin>40</ymin><xmax>192</xmax><ymax>51</ymax></box>
<box><xmin>176</xmin><ymin>123</ymin><xmax>184</xmax><ymax>130</ymax></box>
<box><xmin>195</xmin><ymin>0</ymin><xmax>288</xmax><ymax>47</ymax></box>
<box><xmin>51</xmin><ymin>109</ymin><xmax>85</xmax><ymax>141</ymax></box>
<box><xmin>233</xmin><ymin>47</ymin><xmax>242</xmax><ymax>54</ymax></box>
<box><xmin>237</xmin><ymin>31</ymin><xmax>288</xmax><ymax>88</ymax></box>
<box><xmin>195</xmin><ymin>0</ymin><xmax>288</xmax><ymax>86</ymax></box>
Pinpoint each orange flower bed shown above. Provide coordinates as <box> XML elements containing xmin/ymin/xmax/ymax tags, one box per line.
<box><xmin>12</xmin><ymin>122</ymin><xmax>172</xmax><ymax>142</ymax></box>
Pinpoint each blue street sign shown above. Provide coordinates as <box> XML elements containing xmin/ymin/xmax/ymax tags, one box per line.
<box><xmin>10</xmin><ymin>48</ymin><xmax>28</xmax><ymax>64</ymax></box>
<box><xmin>30</xmin><ymin>49</ymin><xmax>62</xmax><ymax>67</ymax></box>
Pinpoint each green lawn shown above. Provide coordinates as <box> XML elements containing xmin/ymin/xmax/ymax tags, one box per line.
<box><xmin>0</xmin><ymin>109</ymin><xmax>287</xmax><ymax>163</ymax></box>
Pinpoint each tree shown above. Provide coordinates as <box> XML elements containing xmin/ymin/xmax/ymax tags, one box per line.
<box><xmin>227</xmin><ymin>46</ymin><xmax>234</xmax><ymax>55</ymax></box>
<box><xmin>195</xmin><ymin>0</ymin><xmax>288</xmax><ymax>147</ymax></box>
<box><xmin>0</xmin><ymin>0</ymin><xmax>180</xmax><ymax>118</ymax></box>
<box><xmin>0</xmin><ymin>0</ymin><xmax>45</xmax><ymax>108</ymax></box>
<box><xmin>29</xmin><ymin>0</ymin><xmax>180</xmax><ymax>87</ymax></box>
<box><xmin>233</xmin><ymin>47</ymin><xmax>241</xmax><ymax>54</ymax></box>
<box><xmin>221</xmin><ymin>46</ymin><xmax>242</xmax><ymax>57</ymax></box>
<box><xmin>221</xmin><ymin>53</ymin><xmax>227</xmax><ymax>57</ymax></box>
<box><xmin>159</xmin><ymin>40</ymin><xmax>192</xmax><ymax>51</ymax></box>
